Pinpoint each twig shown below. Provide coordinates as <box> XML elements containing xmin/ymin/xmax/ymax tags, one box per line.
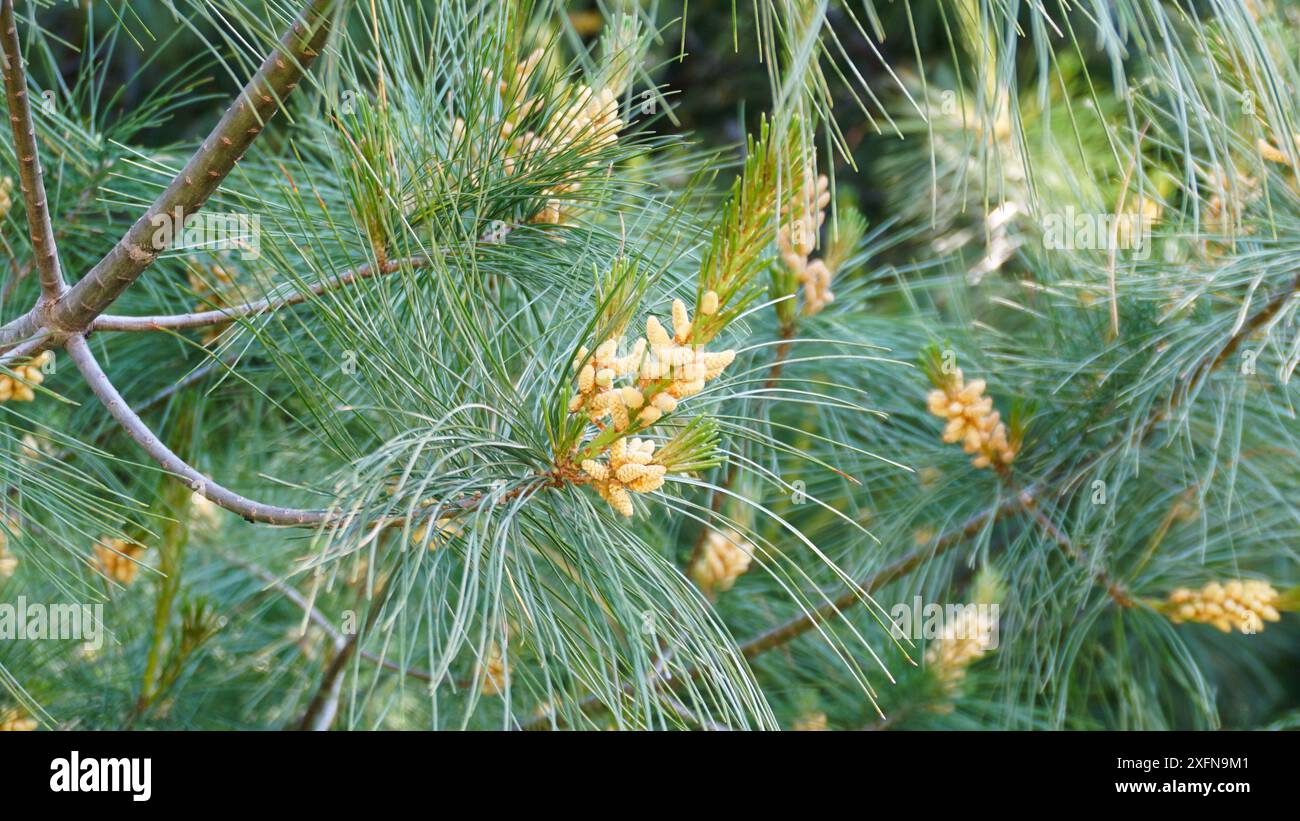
<box><xmin>93</xmin><ymin>256</ymin><xmax>430</xmax><ymax>332</ymax></box>
<box><xmin>736</xmin><ymin>493</ymin><xmax>1025</xmax><ymax>658</ymax></box>
<box><xmin>66</xmin><ymin>334</ymin><xmax>337</xmax><ymax>526</ymax></box>
<box><xmin>1105</xmin><ymin>123</ymin><xmax>1151</xmax><ymax>340</ymax></box>
<box><xmin>1177</xmin><ymin>272</ymin><xmax>1300</xmax><ymax>413</ymax></box>
<box><xmin>662</xmin><ymin>696</ymin><xmax>731</xmax><ymax>731</ymax></box>
<box><xmin>861</xmin><ymin>702</ymin><xmax>915</xmax><ymax>731</ymax></box>
<box><xmin>296</xmin><ymin>584</ymin><xmax>392</xmax><ymax>730</ymax></box>
<box><xmin>3</xmin><ymin>158</ymin><xmax>110</xmax><ymax>302</ymax></box>
<box><xmin>0</xmin><ymin>0</ymin><xmax>65</xmax><ymax>301</ymax></box>
<box><xmin>299</xmin><ymin>629</ymin><xmax>357</xmax><ymax>730</ymax></box>
<box><xmin>222</xmin><ymin>552</ymin><xmax>345</xmax><ymax>647</ymax></box>
<box><xmin>69</xmin><ymin>329</ymin><xmax>552</xmax><ymax>529</ymax></box>
<box><xmin>131</xmin><ymin>354</ymin><xmax>239</xmax><ymax>416</ymax></box>
<box><xmin>1011</xmin><ymin>485</ymin><xmax>1133</xmax><ymax>607</ymax></box>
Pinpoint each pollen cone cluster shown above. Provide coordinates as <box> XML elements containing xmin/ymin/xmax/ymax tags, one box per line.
<box><xmin>581</xmin><ymin>437</ymin><xmax>666</xmax><ymax>517</ymax></box>
<box><xmin>569</xmin><ymin>292</ymin><xmax>732</xmax><ymax>516</ymax></box>
<box><xmin>778</xmin><ymin>169</ymin><xmax>834</xmax><ymax>314</ymax></box>
<box><xmin>1163</xmin><ymin>580</ymin><xmax>1282</xmax><ymax>634</ymax></box>
<box><xmin>529</xmin><ymin>84</ymin><xmax>623</xmax><ymax>226</ymax></box>
<box><xmin>0</xmin><ymin>351</ymin><xmax>52</xmax><ymax>403</ymax></box>
<box><xmin>792</xmin><ymin>712</ymin><xmax>829</xmax><ymax>731</ymax></box>
<box><xmin>568</xmin><ymin>336</ymin><xmax>649</xmax><ymax>431</ymax></box>
<box><xmin>0</xmin><ymin>176</ymin><xmax>12</xmax><ymax>220</ymax></box>
<box><xmin>479</xmin><ymin>643</ymin><xmax>508</xmax><ymax>696</ymax></box>
<box><xmin>688</xmin><ymin>528</ymin><xmax>754</xmax><ymax>595</ymax></box>
<box><xmin>189</xmin><ymin>492</ymin><xmax>222</xmax><ymax>534</ymax></box>
<box><xmin>639</xmin><ymin>297</ymin><xmax>735</xmax><ymax>414</ymax></box>
<box><xmin>568</xmin><ymin>294</ymin><xmax>734</xmax><ymax>433</ymax></box>
<box><xmin>926</xmin><ymin>369</ymin><xmax>1017</xmax><ymax>469</ymax></box>
<box><xmin>456</xmin><ymin>49</ymin><xmax>624</xmax><ymax>228</ymax></box>
<box><xmin>0</xmin><ymin>707</ymin><xmax>35</xmax><ymax>732</ymax></box>
<box><xmin>925</xmin><ymin>607</ymin><xmax>995</xmax><ymax>686</ymax></box>
<box><xmin>93</xmin><ymin>537</ymin><xmax>146</xmax><ymax>585</ymax></box>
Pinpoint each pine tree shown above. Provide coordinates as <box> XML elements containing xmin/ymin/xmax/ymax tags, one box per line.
<box><xmin>0</xmin><ymin>0</ymin><xmax>1296</xmax><ymax>731</ymax></box>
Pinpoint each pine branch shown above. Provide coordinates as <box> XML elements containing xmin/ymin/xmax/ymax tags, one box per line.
<box><xmin>131</xmin><ymin>354</ymin><xmax>238</xmax><ymax>416</ymax></box>
<box><xmin>299</xmin><ymin>630</ymin><xmax>356</xmax><ymax>730</ymax></box>
<box><xmin>1012</xmin><ymin>485</ymin><xmax>1134</xmax><ymax>608</ymax></box>
<box><xmin>69</xmin><ymin>329</ymin><xmax>557</xmax><ymax>528</ymax></box>
<box><xmin>0</xmin><ymin>0</ymin><xmax>338</xmax><ymax>353</ymax></box>
<box><xmin>2</xmin><ymin>157</ymin><xmax>110</xmax><ymax>302</ymax></box>
<box><xmin>93</xmin><ymin>256</ymin><xmax>431</xmax><ymax>333</ymax></box>
<box><xmin>533</xmin><ymin>274</ymin><xmax>1297</xmax><ymax>727</ymax></box>
<box><xmin>222</xmin><ymin>552</ymin><xmax>347</xmax><ymax>649</ymax></box>
<box><xmin>0</xmin><ymin>0</ymin><xmax>64</xmax><ymax>302</ymax></box>
<box><xmin>296</xmin><ymin>591</ymin><xmax>388</xmax><ymax>730</ymax></box>
<box><xmin>1173</xmin><ymin>272</ymin><xmax>1300</xmax><ymax>420</ymax></box>
<box><xmin>66</xmin><ymin>334</ymin><xmax>336</xmax><ymax>526</ymax></box>
<box><xmin>736</xmin><ymin>494</ymin><xmax>1025</xmax><ymax>658</ymax></box>
<box><xmin>522</xmin><ymin>492</ymin><xmax>1026</xmax><ymax>730</ymax></box>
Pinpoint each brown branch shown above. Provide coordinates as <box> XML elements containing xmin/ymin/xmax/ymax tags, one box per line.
<box><xmin>92</xmin><ymin>256</ymin><xmax>429</xmax><ymax>332</ymax></box>
<box><xmin>1011</xmin><ymin>485</ymin><xmax>1133</xmax><ymax>608</ymax></box>
<box><xmin>235</xmin><ymin>558</ymin><xmax>346</xmax><ymax>649</ymax></box>
<box><xmin>0</xmin><ymin>0</ymin><xmax>338</xmax><ymax>354</ymax></box>
<box><xmin>3</xmin><ymin>157</ymin><xmax>110</xmax><ymax>302</ymax></box>
<box><xmin>69</xmin><ymin>329</ymin><xmax>553</xmax><ymax>530</ymax></box>
<box><xmin>66</xmin><ymin>334</ymin><xmax>338</xmax><ymax>525</ymax></box>
<box><xmin>1180</xmin><ymin>272</ymin><xmax>1300</xmax><ymax>410</ymax></box>
<box><xmin>295</xmin><ymin>576</ymin><xmax>397</xmax><ymax>731</ymax></box>
<box><xmin>131</xmin><ymin>355</ymin><xmax>239</xmax><ymax>416</ymax></box>
<box><xmin>298</xmin><ymin>628</ymin><xmax>360</xmax><ymax>730</ymax></box>
<box><xmin>0</xmin><ymin>0</ymin><xmax>65</xmax><ymax>302</ymax></box>
<box><xmin>737</xmin><ymin>494</ymin><xmax>1025</xmax><ymax>658</ymax></box>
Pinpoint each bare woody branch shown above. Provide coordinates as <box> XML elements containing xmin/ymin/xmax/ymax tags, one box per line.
<box><xmin>0</xmin><ymin>0</ymin><xmax>338</xmax><ymax>352</ymax></box>
<box><xmin>93</xmin><ymin>256</ymin><xmax>429</xmax><ymax>332</ymax></box>
<box><xmin>131</xmin><ymin>355</ymin><xmax>237</xmax><ymax>416</ymax></box>
<box><xmin>735</xmin><ymin>496</ymin><xmax>1026</xmax><ymax>659</ymax></box>
<box><xmin>66</xmin><ymin>334</ymin><xmax>337</xmax><ymax>526</ymax></box>
<box><xmin>1014</xmin><ymin>487</ymin><xmax>1133</xmax><ymax>607</ymax></box>
<box><xmin>0</xmin><ymin>0</ymin><xmax>65</xmax><ymax>301</ymax></box>
<box><xmin>68</xmin><ymin>334</ymin><xmax>539</xmax><ymax>529</ymax></box>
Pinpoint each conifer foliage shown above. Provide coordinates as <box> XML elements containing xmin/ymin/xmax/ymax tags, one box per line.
<box><xmin>0</xmin><ymin>0</ymin><xmax>1296</xmax><ymax>731</ymax></box>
